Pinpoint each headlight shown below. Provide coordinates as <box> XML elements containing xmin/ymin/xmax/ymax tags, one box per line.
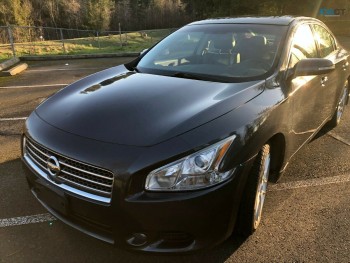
<box><xmin>145</xmin><ymin>135</ymin><xmax>236</xmax><ymax>191</ymax></box>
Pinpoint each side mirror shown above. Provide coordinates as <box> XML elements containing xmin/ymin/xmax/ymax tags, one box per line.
<box><xmin>140</xmin><ymin>49</ymin><xmax>148</xmax><ymax>56</ymax></box>
<box><xmin>293</xmin><ymin>58</ymin><xmax>335</xmax><ymax>78</ymax></box>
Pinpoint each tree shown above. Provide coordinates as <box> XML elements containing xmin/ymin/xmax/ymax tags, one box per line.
<box><xmin>0</xmin><ymin>0</ymin><xmax>330</xmax><ymax>32</ymax></box>
<box><xmin>85</xmin><ymin>0</ymin><xmax>114</xmax><ymax>31</ymax></box>
<box><xmin>0</xmin><ymin>0</ymin><xmax>12</xmax><ymax>25</ymax></box>
<box><xmin>58</xmin><ymin>0</ymin><xmax>81</xmax><ymax>28</ymax></box>
<box><xmin>0</xmin><ymin>0</ymin><xmax>34</xmax><ymax>26</ymax></box>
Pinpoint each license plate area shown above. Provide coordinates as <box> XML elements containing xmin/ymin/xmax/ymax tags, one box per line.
<box><xmin>35</xmin><ymin>183</ymin><xmax>68</xmax><ymax>216</ymax></box>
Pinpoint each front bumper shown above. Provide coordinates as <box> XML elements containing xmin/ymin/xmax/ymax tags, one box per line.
<box><xmin>21</xmin><ymin>113</ymin><xmax>253</xmax><ymax>253</ymax></box>
<box><xmin>23</xmin><ymin>158</ymin><xmax>251</xmax><ymax>253</ymax></box>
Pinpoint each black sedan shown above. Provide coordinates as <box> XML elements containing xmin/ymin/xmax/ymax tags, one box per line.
<box><xmin>22</xmin><ymin>16</ymin><xmax>349</xmax><ymax>253</ymax></box>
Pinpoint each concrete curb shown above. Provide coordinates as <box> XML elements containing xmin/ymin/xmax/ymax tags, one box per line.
<box><xmin>19</xmin><ymin>52</ymin><xmax>139</xmax><ymax>61</ymax></box>
<box><xmin>0</xmin><ymin>57</ymin><xmax>20</xmax><ymax>71</ymax></box>
<box><xmin>0</xmin><ymin>63</ymin><xmax>28</xmax><ymax>76</ymax></box>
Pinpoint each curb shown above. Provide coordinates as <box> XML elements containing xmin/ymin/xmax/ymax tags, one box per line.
<box><xmin>0</xmin><ymin>63</ymin><xmax>28</xmax><ymax>76</ymax></box>
<box><xmin>19</xmin><ymin>52</ymin><xmax>139</xmax><ymax>61</ymax></box>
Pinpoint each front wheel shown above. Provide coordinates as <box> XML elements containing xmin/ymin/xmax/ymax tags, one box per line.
<box><xmin>329</xmin><ymin>87</ymin><xmax>348</xmax><ymax>128</ymax></box>
<box><xmin>236</xmin><ymin>144</ymin><xmax>271</xmax><ymax>236</ymax></box>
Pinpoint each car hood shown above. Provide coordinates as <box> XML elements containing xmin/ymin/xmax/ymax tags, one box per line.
<box><xmin>36</xmin><ymin>65</ymin><xmax>264</xmax><ymax>146</ymax></box>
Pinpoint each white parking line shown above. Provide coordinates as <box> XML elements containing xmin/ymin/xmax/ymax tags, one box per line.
<box><xmin>27</xmin><ymin>67</ymin><xmax>106</xmax><ymax>72</ymax></box>
<box><xmin>0</xmin><ymin>213</ymin><xmax>56</xmax><ymax>228</ymax></box>
<box><xmin>0</xmin><ymin>174</ymin><xmax>349</xmax><ymax>228</ymax></box>
<box><xmin>328</xmin><ymin>132</ymin><xmax>350</xmax><ymax>146</ymax></box>
<box><xmin>269</xmin><ymin>173</ymin><xmax>350</xmax><ymax>191</ymax></box>
<box><xmin>0</xmin><ymin>117</ymin><xmax>27</xmax><ymax>121</ymax></box>
<box><xmin>0</xmin><ymin>84</ymin><xmax>68</xmax><ymax>89</ymax></box>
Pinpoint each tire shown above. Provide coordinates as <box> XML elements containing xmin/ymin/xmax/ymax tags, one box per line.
<box><xmin>236</xmin><ymin>144</ymin><xmax>271</xmax><ymax>236</ymax></box>
<box><xmin>329</xmin><ymin>87</ymin><xmax>348</xmax><ymax>128</ymax></box>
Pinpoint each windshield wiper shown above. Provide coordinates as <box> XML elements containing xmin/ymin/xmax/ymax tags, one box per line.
<box><xmin>172</xmin><ymin>72</ymin><xmax>223</xmax><ymax>82</ymax></box>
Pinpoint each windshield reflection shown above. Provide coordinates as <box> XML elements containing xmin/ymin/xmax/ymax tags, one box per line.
<box><xmin>138</xmin><ymin>24</ymin><xmax>287</xmax><ymax>82</ymax></box>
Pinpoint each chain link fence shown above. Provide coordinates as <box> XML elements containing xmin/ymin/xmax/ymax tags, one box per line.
<box><xmin>0</xmin><ymin>25</ymin><xmax>176</xmax><ymax>61</ymax></box>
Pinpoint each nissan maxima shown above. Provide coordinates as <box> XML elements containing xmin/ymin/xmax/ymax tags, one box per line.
<box><xmin>22</xmin><ymin>16</ymin><xmax>349</xmax><ymax>253</ymax></box>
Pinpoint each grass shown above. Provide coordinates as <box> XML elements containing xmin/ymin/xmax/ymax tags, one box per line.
<box><xmin>0</xmin><ymin>31</ymin><xmax>169</xmax><ymax>60</ymax></box>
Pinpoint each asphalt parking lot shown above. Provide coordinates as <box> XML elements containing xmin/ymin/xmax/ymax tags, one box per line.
<box><xmin>0</xmin><ymin>57</ymin><xmax>350</xmax><ymax>263</ymax></box>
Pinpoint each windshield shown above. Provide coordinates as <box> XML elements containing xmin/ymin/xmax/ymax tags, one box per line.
<box><xmin>137</xmin><ymin>24</ymin><xmax>287</xmax><ymax>82</ymax></box>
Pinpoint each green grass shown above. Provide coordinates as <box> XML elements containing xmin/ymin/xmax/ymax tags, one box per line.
<box><xmin>0</xmin><ymin>31</ymin><xmax>168</xmax><ymax>60</ymax></box>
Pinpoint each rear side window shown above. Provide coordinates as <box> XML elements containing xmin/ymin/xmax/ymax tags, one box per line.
<box><xmin>312</xmin><ymin>24</ymin><xmax>336</xmax><ymax>58</ymax></box>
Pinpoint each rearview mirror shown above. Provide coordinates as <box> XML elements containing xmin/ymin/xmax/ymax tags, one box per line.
<box><xmin>293</xmin><ymin>58</ymin><xmax>335</xmax><ymax>78</ymax></box>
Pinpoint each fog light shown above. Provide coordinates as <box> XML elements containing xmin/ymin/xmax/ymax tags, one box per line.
<box><xmin>127</xmin><ymin>233</ymin><xmax>148</xmax><ymax>247</ymax></box>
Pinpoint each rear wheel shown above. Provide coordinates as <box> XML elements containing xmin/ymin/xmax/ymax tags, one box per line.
<box><xmin>330</xmin><ymin>87</ymin><xmax>348</xmax><ymax>128</ymax></box>
<box><xmin>236</xmin><ymin>144</ymin><xmax>271</xmax><ymax>236</ymax></box>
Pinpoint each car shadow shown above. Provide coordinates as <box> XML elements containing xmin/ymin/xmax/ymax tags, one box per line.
<box><xmin>310</xmin><ymin>122</ymin><xmax>334</xmax><ymax>142</ymax></box>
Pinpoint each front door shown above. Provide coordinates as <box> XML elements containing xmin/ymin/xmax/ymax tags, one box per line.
<box><xmin>288</xmin><ymin>24</ymin><xmax>326</xmax><ymax>152</ymax></box>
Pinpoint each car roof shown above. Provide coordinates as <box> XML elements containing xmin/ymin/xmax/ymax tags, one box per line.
<box><xmin>189</xmin><ymin>16</ymin><xmax>318</xmax><ymax>26</ymax></box>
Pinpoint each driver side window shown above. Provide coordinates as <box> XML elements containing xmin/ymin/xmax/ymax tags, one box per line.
<box><xmin>312</xmin><ymin>24</ymin><xmax>336</xmax><ymax>58</ymax></box>
<box><xmin>288</xmin><ymin>24</ymin><xmax>318</xmax><ymax>69</ymax></box>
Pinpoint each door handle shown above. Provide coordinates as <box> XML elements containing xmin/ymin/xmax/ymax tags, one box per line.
<box><xmin>321</xmin><ymin>76</ymin><xmax>328</xmax><ymax>86</ymax></box>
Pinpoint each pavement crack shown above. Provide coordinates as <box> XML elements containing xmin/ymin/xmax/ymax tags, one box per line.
<box><xmin>0</xmin><ymin>132</ymin><xmax>21</xmax><ymax>137</ymax></box>
<box><xmin>6</xmin><ymin>248</ymin><xmax>24</xmax><ymax>258</ymax></box>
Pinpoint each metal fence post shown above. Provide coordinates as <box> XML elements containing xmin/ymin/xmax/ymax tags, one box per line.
<box><xmin>59</xmin><ymin>28</ymin><xmax>66</xmax><ymax>53</ymax></box>
<box><xmin>119</xmin><ymin>23</ymin><xmax>122</xmax><ymax>47</ymax></box>
<box><xmin>7</xmin><ymin>25</ymin><xmax>16</xmax><ymax>57</ymax></box>
<box><xmin>97</xmin><ymin>31</ymin><xmax>100</xmax><ymax>49</ymax></box>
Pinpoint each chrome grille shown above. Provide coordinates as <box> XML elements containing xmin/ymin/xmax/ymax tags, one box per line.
<box><xmin>24</xmin><ymin>136</ymin><xmax>114</xmax><ymax>201</ymax></box>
